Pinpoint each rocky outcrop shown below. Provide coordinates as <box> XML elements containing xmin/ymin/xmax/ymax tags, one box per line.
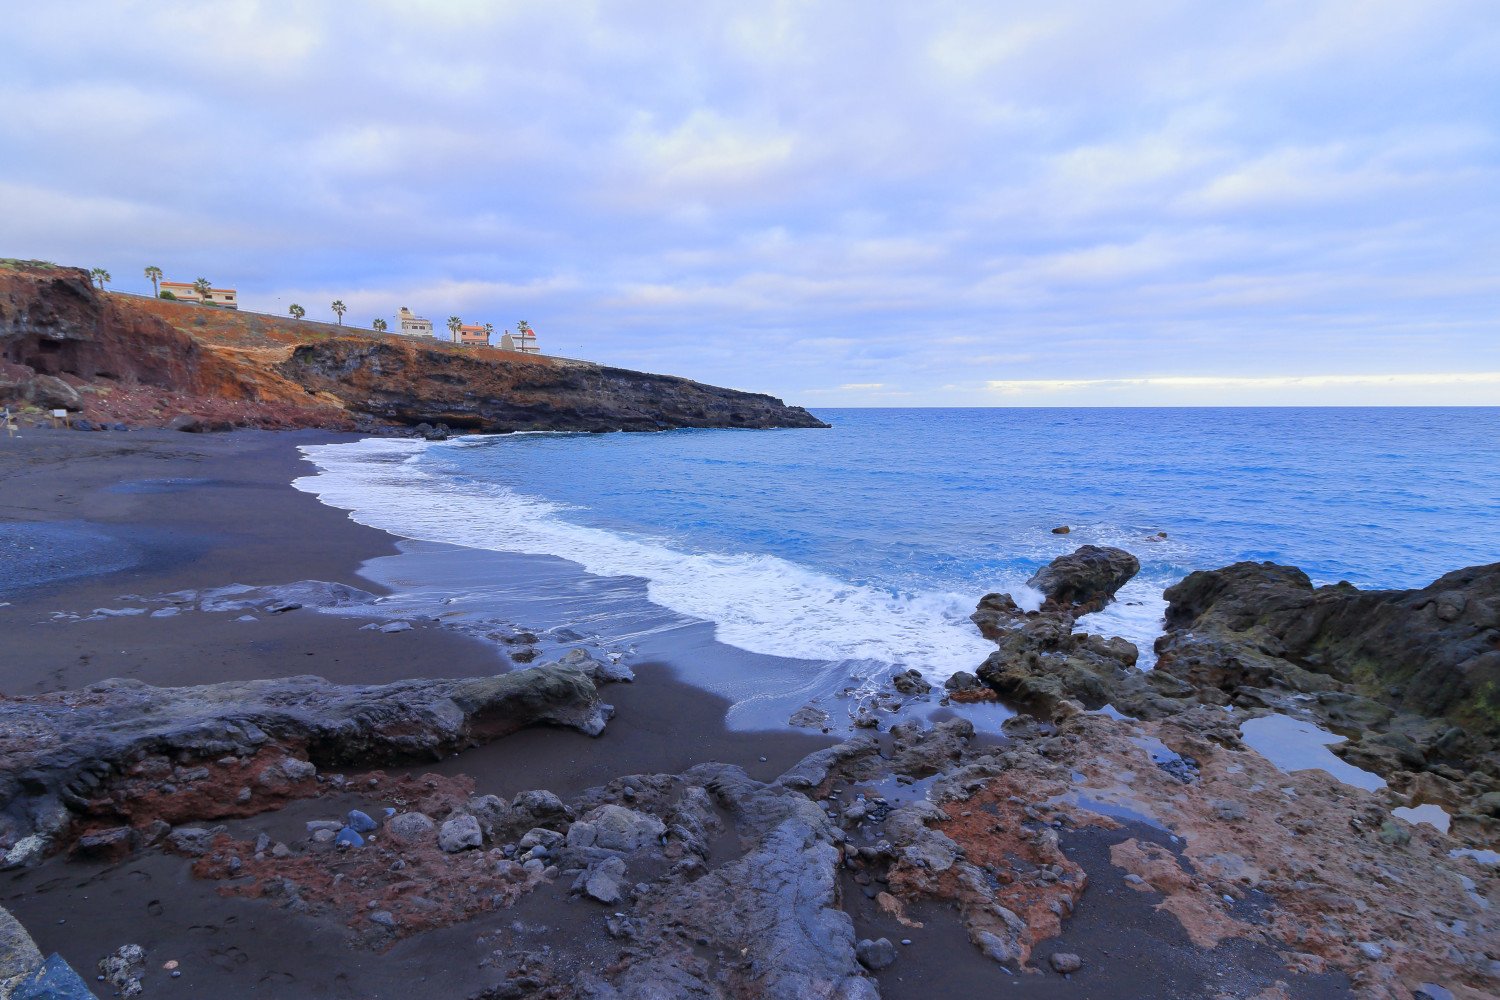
<box><xmin>0</xmin><ymin>260</ymin><xmax>826</xmax><ymax>433</ymax></box>
<box><xmin>970</xmin><ymin>549</ymin><xmax>1180</xmax><ymax>719</ymax></box>
<box><xmin>277</xmin><ymin>338</ymin><xmax>828</xmax><ymax>433</ymax></box>
<box><xmin>1025</xmin><ymin>545</ymin><xmax>1140</xmax><ymax>614</ymax></box>
<box><xmin>1147</xmin><ymin>560</ymin><xmax>1500</xmax><ymax>819</ymax></box>
<box><xmin>1156</xmin><ymin>561</ymin><xmax>1500</xmax><ymax>735</ymax></box>
<box><xmin>0</xmin><ymin>261</ymin><xmax>347</xmax><ymax>430</ymax></box>
<box><xmin>0</xmin><ymin>664</ymin><xmax>610</xmax><ymax>865</ymax></box>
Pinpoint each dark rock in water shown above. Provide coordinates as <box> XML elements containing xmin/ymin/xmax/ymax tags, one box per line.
<box><xmin>0</xmin><ymin>664</ymin><xmax>610</xmax><ymax>863</ymax></box>
<box><xmin>891</xmin><ymin>669</ymin><xmax>933</xmax><ymax>696</ymax></box>
<box><xmin>1051</xmin><ymin>525</ymin><xmax>1071</xmax><ymax>534</ymax></box>
<box><xmin>789</xmin><ymin>704</ymin><xmax>830</xmax><ymax>728</ymax></box>
<box><xmin>1026</xmin><ymin>545</ymin><xmax>1140</xmax><ymax>614</ymax></box>
<box><xmin>944</xmin><ymin>670</ymin><xmax>981</xmax><ymax>692</ymax></box>
<box><xmin>11</xmin><ymin>953</ymin><xmax>96</xmax><ymax>1000</ymax></box>
<box><xmin>856</xmin><ymin>936</ymin><xmax>898</xmax><ymax>970</ymax></box>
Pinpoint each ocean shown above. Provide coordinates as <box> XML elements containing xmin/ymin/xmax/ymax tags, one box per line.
<box><xmin>294</xmin><ymin>407</ymin><xmax>1500</xmax><ymax>727</ymax></box>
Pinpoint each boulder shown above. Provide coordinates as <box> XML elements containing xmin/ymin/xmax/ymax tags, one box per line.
<box><xmin>29</xmin><ymin>375</ymin><xmax>80</xmax><ymax>410</ymax></box>
<box><xmin>565</xmin><ymin>805</ymin><xmax>665</xmax><ymax>853</ymax></box>
<box><xmin>384</xmin><ymin>812</ymin><xmax>436</xmax><ymax>846</ymax></box>
<box><xmin>856</xmin><ymin>937</ymin><xmax>898</xmax><ymax>970</ymax></box>
<box><xmin>1025</xmin><ymin>545</ymin><xmax>1140</xmax><ymax>614</ymax></box>
<box><xmin>438</xmin><ymin>814</ymin><xmax>483</xmax><ymax>853</ymax></box>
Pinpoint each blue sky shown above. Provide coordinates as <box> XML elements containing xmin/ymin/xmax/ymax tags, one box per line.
<box><xmin>4</xmin><ymin>1</ymin><xmax>1498</xmax><ymax>405</ymax></box>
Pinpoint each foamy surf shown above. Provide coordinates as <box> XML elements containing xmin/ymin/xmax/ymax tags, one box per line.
<box><xmin>294</xmin><ymin>437</ymin><xmax>996</xmax><ymax>679</ymax></box>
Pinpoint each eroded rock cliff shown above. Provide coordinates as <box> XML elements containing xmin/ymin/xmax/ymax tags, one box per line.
<box><xmin>0</xmin><ymin>261</ymin><xmax>826</xmax><ymax>433</ymax></box>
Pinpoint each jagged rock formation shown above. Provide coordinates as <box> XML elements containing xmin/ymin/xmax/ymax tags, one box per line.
<box><xmin>1024</xmin><ymin>544</ymin><xmax>1141</xmax><ymax>614</ymax></box>
<box><xmin>1156</xmin><ymin>560</ymin><xmax>1500</xmax><ymax>735</ymax></box>
<box><xmin>0</xmin><ymin>663</ymin><xmax>610</xmax><ymax>866</ymax></box>
<box><xmin>0</xmin><ymin>261</ymin><xmax>826</xmax><ymax>433</ymax></box>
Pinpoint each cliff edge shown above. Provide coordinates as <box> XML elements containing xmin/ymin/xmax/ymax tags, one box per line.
<box><xmin>0</xmin><ymin>261</ymin><xmax>827</xmax><ymax>434</ymax></box>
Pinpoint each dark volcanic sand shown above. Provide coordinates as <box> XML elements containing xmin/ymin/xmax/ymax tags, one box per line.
<box><xmin>0</xmin><ymin>428</ymin><xmax>1347</xmax><ymax>998</ymax></box>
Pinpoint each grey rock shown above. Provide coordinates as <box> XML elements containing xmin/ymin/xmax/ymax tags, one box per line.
<box><xmin>1</xmin><ymin>904</ymin><xmax>43</xmax><ymax>997</ymax></box>
<box><xmin>379</xmin><ymin>621</ymin><xmax>413</xmax><ymax>634</ymax></box>
<box><xmin>385</xmin><ymin>812</ymin><xmax>436</xmax><ymax>846</ymax></box>
<box><xmin>438</xmin><ymin>813</ymin><xmax>483</xmax><ymax>853</ymax></box>
<box><xmin>855</xmin><ymin>937</ymin><xmax>897</xmax><ymax>970</ymax></box>
<box><xmin>98</xmin><ymin>943</ymin><xmax>145</xmax><ymax>998</ymax></box>
<box><xmin>789</xmin><ymin>704</ymin><xmax>830</xmax><ymax>728</ymax></box>
<box><xmin>566</xmin><ymin>805</ymin><xmax>665</xmax><ymax>853</ymax></box>
<box><xmin>1050</xmin><ymin>951</ymin><xmax>1083</xmax><ymax>973</ymax></box>
<box><xmin>583</xmin><ymin>857</ymin><xmax>628</xmax><ymax>904</ymax></box>
<box><xmin>165</xmin><ymin>826</ymin><xmax>220</xmax><ymax>856</ymax></box>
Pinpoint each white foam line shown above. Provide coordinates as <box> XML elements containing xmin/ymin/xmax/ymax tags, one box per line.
<box><xmin>294</xmin><ymin>438</ymin><xmax>996</xmax><ymax>677</ymax></box>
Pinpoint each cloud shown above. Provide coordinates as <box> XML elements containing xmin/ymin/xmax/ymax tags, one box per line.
<box><xmin>1</xmin><ymin>1</ymin><xmax>1497</xmax><ymax>404</ymax></box>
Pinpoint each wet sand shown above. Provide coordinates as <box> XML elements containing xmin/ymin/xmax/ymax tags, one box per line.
<box><xmin>0</xmin><ymin>428</ymin><xmax>1350</xmax><ymax>998</ymax></box>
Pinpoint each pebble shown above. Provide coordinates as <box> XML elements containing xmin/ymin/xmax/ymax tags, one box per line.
<box><xmin>900</xmin><ymin>938</ymin><xmax>912</xmax><ymax>946</ymax></box>
<box><xmin>1050</xmin><ymin>952</ymin><xmax>1084</xmax><ymax>974</ymax></box>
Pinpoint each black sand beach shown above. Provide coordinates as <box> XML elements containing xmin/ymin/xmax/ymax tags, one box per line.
<box><xmin>0</xmin><ymin>429</ymin><xmax>832</xmax><ymax>997</ymax></box>
<box><xmin>5</xmin><ymin>429</ymin><xmax>1489</xmax><ymax>1000</ymax></box>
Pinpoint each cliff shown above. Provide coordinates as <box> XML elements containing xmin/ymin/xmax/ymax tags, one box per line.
<box><xmin>0</xmin><ymin>261</ymin><xmax>826</xmax><ymax>434</ymax></box>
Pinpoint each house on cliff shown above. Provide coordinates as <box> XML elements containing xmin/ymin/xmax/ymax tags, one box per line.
<box><xmin>397</xmin><ymin>307</ymin><xmax>435</xmax><ymax>338</ymax></box>
<box><xmin>499</xmin><ymin>325</ymin><xmax>539</xmax><ymax>354</ymax></box>
<box><xmin>455</xmin><ymin>323</ymin><xmax>490</xmax><ymax>347</ymax></box>
<box><xmin>160</xmin><ymin>281</ymin><xmax>238</xmax><ymax>309</ymax></box>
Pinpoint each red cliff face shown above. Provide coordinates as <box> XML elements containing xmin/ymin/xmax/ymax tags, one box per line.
<box><xmin>0</xmin><ymin>260</ymin><xmax>825</xmax><ymax>434</ymax></box>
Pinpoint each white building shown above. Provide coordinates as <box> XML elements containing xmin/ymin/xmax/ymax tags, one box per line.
<box><xmin>397</xmin><ymin>307</ymin><xmax>435</xmax><ymax>337</ymax></box>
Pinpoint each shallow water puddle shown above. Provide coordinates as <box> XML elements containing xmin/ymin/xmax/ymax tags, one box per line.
<box><xmin>1238</xmin><ymin>714</ymin><xmax>1386</xmax><ymax>792</ymax></box>
<box><xmin>1391</xmin><ymin>802</ymin><xmax>1452</xmax><ymax>833</ymax></box>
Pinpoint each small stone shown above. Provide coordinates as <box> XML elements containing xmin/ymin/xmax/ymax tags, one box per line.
<box><xmin>335</xmin><ymin>827</ymin><xmax>365</xmax><ymax>848</ymax></box>
<box><xmin>1050</xmin><ymin>952</ymin><xmax>1083</xmax><ymax>973</ymax></box>
<box><xmin>346</xmin><ymin>809</ymin><xmax>377</xmax><ymax>833</ymax></box>
<box><xmin>379</xmin><ymin>621</ymin><xmax>413</xmax><ymax>633</ymax></box>
<box><xmin>385</xmin><ymin>812</ymin><xmax>437</xmax><ymax>845</ymax></box>
<box><xmin>370</xmin><ymin>910</ymin><xmax>396</xmax><ymax>928</ymax></box>
<box><xmin>1356</xmin><ymin>941</ymin><xmax>1385</xmax><ymax>960</ymax></box>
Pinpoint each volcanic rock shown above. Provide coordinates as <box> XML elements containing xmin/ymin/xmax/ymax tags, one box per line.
<box><xmin>1025</xmin><ymin>545</ymin><xmax>1140</xmax><ymax>614</ymax></box>
<box><xmin>0</xmin><ymin>663</ymin><xmax>610</xmax><ymax>863</ymax></box>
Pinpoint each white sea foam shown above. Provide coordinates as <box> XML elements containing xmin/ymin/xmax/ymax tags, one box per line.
<box><xmin>294</xmin><ymin>438</ymin><xmax>995</xmax><ymax>678</ymax></box>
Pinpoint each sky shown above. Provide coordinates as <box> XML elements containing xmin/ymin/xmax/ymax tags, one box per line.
<box><xmin>3</xmin><ymin>1</ymin><xmax>1498</xmax><ymax>406</ymax></box>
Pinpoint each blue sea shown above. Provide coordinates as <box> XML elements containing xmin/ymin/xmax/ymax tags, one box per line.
<box><xmin>294</xmin><ymin>408</ymin><xmax>1500</xmax><ymax>724</ymax></box>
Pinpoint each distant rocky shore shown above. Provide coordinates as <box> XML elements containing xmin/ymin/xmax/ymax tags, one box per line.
<box><xmin>0</xmin><ymin>260</ymin><xmax>827</xmax><ymax>434</ymax></box>
<box><xmin>3</xmin><ymin>539</ymin><xmax>1497</xmax><ymax>998</ymax></box>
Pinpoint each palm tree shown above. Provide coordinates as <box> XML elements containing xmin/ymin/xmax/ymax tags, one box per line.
<box><xmin>483</xmin><ymin>323</ymin><xmax>494</xmax><ymax>343</ymax></box>
<box><xmin>517</xmin><ymin>320</ymin><xmax>532</xmax><ymax>336</ymax></box>
<box><xmin>372</xmin><ymin>318</ymin><xmax>388</xmax><ymax>333</ymax></box>
<box><xmin>289</xmin><ymin>304</ymin><xmax>306</xmax><ymax>320</ymax></box>
<box><xmin>192</xmin><ymin>277</ymin><xmax>212</xmax><ymax>302</ymax></box>
<box><xmin>90</xmin><ymin>267</ymin><xmax>111</xmax><ymax>290</ymax></box>
<box><xmin>144</xmin><ymin>265</ymin><xmax>162</xmax><ymax>296</ymax></box>
<box><xmin>331</xmin><ymin>300</ymin><xmax>346</xmax><ymax>325</ymax></box>
<box><xmin>447</xmin><ymin>316</ymin><xmax>462</xmax><ymax>342</ymax></box>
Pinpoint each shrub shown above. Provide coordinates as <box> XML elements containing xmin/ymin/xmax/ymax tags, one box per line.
<box><xmin>159</xmin><ymin>290</ymin><xmax>178</xmax><ymax>300</ymax></box>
